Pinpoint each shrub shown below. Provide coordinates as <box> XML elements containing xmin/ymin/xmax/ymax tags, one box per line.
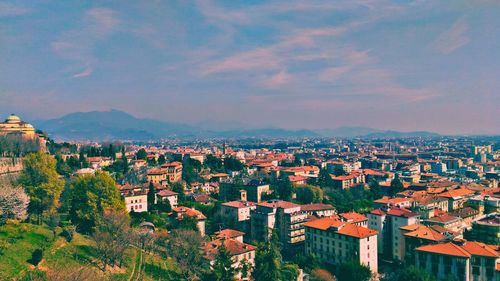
<box><xmin>61</xmin><ymin>226</ymin><xmax>76</xmax><ymax>242</ymax></box>
<box><xmin>30</xmin><ymin>248</ymin><xmax>44</xmax><ymax>266</ymax></box>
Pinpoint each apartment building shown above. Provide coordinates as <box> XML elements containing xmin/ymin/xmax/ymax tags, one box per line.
<box><xmin>172</xmin><ymin>206</ymin><xmax>207</xmax><ymax>237</ymax></box>
<box><xmin>250</xmin><ymin>200</ymin><xmax>307</xmax><ymax>252</ymax></box>
<box><xmin>367</xmin><ymin>206</ymin><xmax>420</xmax><ymax>260</ymax></box>
<box><xmin>304</xmin><ymin>217</ymin><xmax>378</xmax><ymax>273</ymax></box>
<box><xmin>415</xmin><ymin>241</ymin><xmax>499</xmax><ymax>281</ymax></box>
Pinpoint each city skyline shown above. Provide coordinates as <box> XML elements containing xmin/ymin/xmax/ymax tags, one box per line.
<box><xmin>1</xmin><ymin>1</ymin><xmax>499</xmax><ymax>135</ymax></box>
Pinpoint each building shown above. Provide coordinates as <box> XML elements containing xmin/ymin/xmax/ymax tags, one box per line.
<box><xmin>172</xmin><ymin>206</ymin><xmax>207</xmax><ymax>236</ymax></box>
<box><xmin>221</xmin><ymin>201</ymin><xmax>257</xmax><ymax>234</ymax></box>
<box><xmin>300</xmin><ymin>203</ymin><xmax>336</xmax><ymax>218</ymax></box>
<box><xmin>465</xmin><ymin>213</ymin><xmax>499</xmax><ymax>245</ymax></box>
<box><xmin>367</xmin><ymin>206</ymin><xmax>420</xmax><ymax>260</ymax></box>
<box><xmin>304</xmin><ymin>217</ymin><xmax>378</xmax><ymax>273</ymax></box>
<box><xmin>438</xmin><ymin>188</ymin><xmax>475</xmax><ymax>212</ymax></box>
<box><xmin>415</xmin><ymin>241</ymin><xmax>499</xmax><ymax>281</ymax></box>
<box><xmin>250</xmin><ymin>200</ymin><xmax>308</xmax><ymax>252</ymax></box>
<box><xmin>122</xmin><ymin>190</ymin><xmax>148</xmax><ymax>213</ymax></box>
<box><xmin>339</xmin><ymin>212</ymin><xmax>368</xmax><ymax>227</ymax></box>
<box><xmin>401</xmin><ymin>224</ymin><xmax>448</xmax><ymax>263</ymax></box>
<box><xmin>0</xmin><ymin>114</ymin><xmax>36</xmax><ymax>138</ymax></box>
<box><xmin>204</xmin><ymin>233</ymin><xmax>256</xmax><ymax>280</ymax></box>
<box><xmin>156</xmin><ymin>189</ymin><xmax>178</xmax><ymax>208</ymax></box>
<box><xmin>331</xmin><ymin>172</ymin><xmax>365</xmax><ymax>189</ymax></box>
<box><xmin>161</xmin><ymin>162</ymin><xmax>183</xmax><ymax>183</ymax></box>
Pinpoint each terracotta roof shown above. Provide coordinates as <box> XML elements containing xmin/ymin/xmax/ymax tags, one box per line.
<box><xmin>222</xmin><ymin>201</ymin><xmax>257</xmax><ymax>208</ymax></box>
<box><xmin>427</xmin><ymin>214</ymin><xmax>461</xmax><ymax>224</ymax></box>
<box><xmin>386</xmin><ymin>206</ymin><xmax>419</xmax><ymax>218</ymax></box>
<box><xmin>215</xmin><ymin>229</ymin><xmax>245</xmax><ymax>240</ymax></box>
<box><xmin>416</xmin><ymin>242</ymin><xmax>471</xmax><ymax>257</ymax></box>
<box><xmin>304</xmin><ymin>217</ymin><xmax>377</xmax><ymax>238</ymax></box>
<box><xmin>204</xmin><ymin>238</ymin><xmax>256</xmax><ymax>260</ymax></box>
<box><xmin>438</xmin><ymin>188</ymin><xmax>474</xmax><ymax>198</ymax></box>
<box><xmin>172</xmin><ymin>206</ymin><xmax>206</xmax><ymax>220</ymax></box>
<box><xmin>402</xmin><ymin>225</ymin><xmax>446</xmax><ymax>241</ymax></box>
<box><xmin>157</xmin><ymin>189</ymin><xmax>178</xmax><ymax>197</ymax></box>
<box><xmin>301</xmin><ymin>203</ymin><xmax>335</xmax><ymax>212</ymax></box>
<box><xmin>339</xmin><ymin>212</ymin><xmax>368</xmax><ymax>223</ymax></box>
<box><xmin>461</xmin><ymin>241</ymin><xmax>499</xmax><ymax>258</ymax></box>
<box><xmin>258</xmin><ymin>200</ymin><xmax>300</xmax><ymax>209</ymax></box>
<box><xmin>288</xmin><ymin>175</ymin><xmax>308</xmax><ymax>182</ymax></box>
<box><xmin>370</xmin><ymin>209</ymin><xmax>386</xmax><ymax>216</ymax></box>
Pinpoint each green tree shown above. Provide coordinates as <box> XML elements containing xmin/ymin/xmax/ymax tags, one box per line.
<box><xmin>253</xmin><ymin>231</ymin><xmax>282</xmax><ymax>281</ymax></box>
<box><xmin>381</xmin><ymin>266</ymin><xmax>437</xmax><ymax>281</ymax></box>
<box><xmin>276</xmin><ymin>178</ymin><xmax>293</xmax><ymax>201</ymax></box>
<box><xmin>18</xmin><ymin>152</ymin><xmax>65</xmax><ymax>224</ymax></box>
<box><xmin>147</xmin><ymin>182</ymin><xmax>156</xmax><ymax>212</ymax></box>
<box><xmin>158</xmin><ymin>154</ymin><xmax>166</xmax><ymax>165</ymax></box>
<box><xmin>223</xmin><ymin>156</ymin><xmax>243</xmax><ymax>171</ymax></box>
<box><xmin>281</xmin><ymin>263</ymin><xmax>300</xmax><ymax>280</ymax></box>
<box><xmin>136</xmin><ymin>148</ymin><xmax>147</xmax><ymax>160</ymax></box>
<box><xmin>69</xmin><ymin>171</ymin><xmax>125</xmax><ymax>233</ymax></box>
<box><xmin>209</xmin><ymin>244</ymin><xmax>236</xmax><ymax>281</ymax></box>
<box><xmin>389</xmin><ymin>175</ymin><xmax>404</xmax><ymax>196</ymax></box>
<box><xmin>334</xmin><ymin>262</ymin><xmax>372</xmax><ymax>281</ymax></box>
<box><xmin>318</xmin><ymin>168</ymin><xmax>334</xmax><ymax>188</ymax></box>
<box><xmin>332</xmin><ymin>166</ymin><xmax>347</xmax><ymax>176</ymax></box>
<box><xmin>295</xmin><ymin>185</ymin><xmax>323</xmax><ymax>204</ymax></box>
<box><xmin>369</xmin><ymin>179</ymin><xmax>383</xmax><ymax>199</ymax></box>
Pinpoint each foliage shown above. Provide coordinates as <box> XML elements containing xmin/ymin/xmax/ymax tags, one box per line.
<box><xmin>147</xmin><ymin>182</ymin><xmax>156</xmax><ymax>212</ymax></box>
<box><xmin>310</xmin><ymin>269</ymin><xmax>335</xmax><ymax>281</ymax></box>
<box><xmin>61</xmin><ymin>226</ymin><xmax>76</xmax><ymax>242</ymax></box>
<box><xmin>253</xmin><ymin>231</ymin><xmax>282</xmax><ymax>281</ymax></box>
<box><xmin>389</xmin><ymin>175</ymin><xmax>404</xmax><ymax>196</ymax></box>
<box><xmin>166</xmin><ymin>229</ymin><xmax>207</xmax><ymax>280</ymax></box>
<box><xmin>18</xmin><ymin>152</ymin><xmax>65</xmax><ymax>224</ymax></box>
<box><xmin>281</xmin><ymin>262</ymin><xmax>300</xmax><ymax>280</ymax></box>
<box><xmin>381</xmin><ymin>266</ymin><xmax>437</xmax><ymax>281</ymax></box>
<box><xmin>30</xmin><ymin>248</ymin><xmax>44</xmax><ymax>266</ymax></box>
<box><xmin>318</xmin><ymin>168</ymin><xmax>334</xmax><ymax>188</ymax></box>
<box><xmin>0</xmin><ymin>135</ymin><xmax>40</xmax><ymax>157</ymax></box>
<box><xmin>223</xmin><ymin>156</ymin><xmax>244</xmax><ymax>171</ymax></box>
<box><xmin>293</xmin><ymin>253</ymin><xmax>320</xmax><ymax>272</ymax></box>
<box><xmin>69</xmin><ymin>171</ymin><xmax>125</xmax><ymax>233</ymax></box>
<box><xmin>295</xmin><ymin>185</ymin><xmax>323</xmax><ymax>204</ymax></box>
<box><xmin>0</xmin><ymin>182</ymin><xmax>29</xmax><ymax>223</ymax></box>
<box><xmin>275</xmin><ymin>178</ymin><xmax>293</xmax><ymax>201</ymax></box>
<box><xmin>326</xmin><ymin>186</ymin><xmax>377</xmax><ymax>213</ymax></box>
<box><xmin>334</xmin><ymin>262</ymin><xmax>372</xmax><ymax>281</ymax></box>
<box><xmin>92</xmin><ymin>210</ymin><xmax>131</xmax><ymax>270</ymax></box>
<box><xmin>205</xmin><ymin>154</ymin><xmax>223</xmax><ymax>172</ymax></box>
<box><xmin>182</xmin><ymin>158</ymin><xmax>202</xmax><ymax>184</ymax></box>
<box><xmin>136</xmin><ymin>149</ymin><xmax>147</xmax><ymax>160</ymax></box>
<box><xmin>207</xmin><ymin>244</ymin><xmax>236</xmax><ymax>281</ymax></box>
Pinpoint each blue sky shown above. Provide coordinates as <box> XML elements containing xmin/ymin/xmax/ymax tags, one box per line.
<box><xmin>0</xmin><ymin>0</ymin><xmax>499</xmax><ymax>134</ymax></box>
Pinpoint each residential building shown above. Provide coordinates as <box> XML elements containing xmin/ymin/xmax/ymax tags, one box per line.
<box><xmin>367</xmin><ymin>206</ymin><xmax>420</xmax><ymax>260</ymax></box>
<box><xmin>250</xmin><ymin>200</ymin><xmax>307</xmax><ymax>252</ymax></box>
<box><xmin>221</xmin><ymin>201</ymin><xmax>257</xmax><ymax>234</ymax></box>
<box><xmin>122</xmin><ymin>190</ymin><xmax>148</xmax><ymax>213</ymax></box>
<box><xmin>300</xmin><ymin>203</ymin><xmax>336</xmax><ymax>218</ymax></box>
<box><xmin>466</xmin><ymin>213</ymin><xmax>499</xmax><ymax>245</ymax></box>
<box><xmin>415</xmin><ymin>241</ymin><xmax>499</xmax><ymax>281</ymax></box>
<box><xmin>172</xmin><ymin>206</ymin><xmax>207</xmax><ymax>237</ymax></box>
<box><xmin>304</xmin><ymin>217</ymin><xmax>378</xmax><ymax>273</ymax></box>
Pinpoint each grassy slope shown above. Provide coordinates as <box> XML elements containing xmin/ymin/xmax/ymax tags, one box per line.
<box><xmin>0</xmin><ymin>222</ymin><xmax>136</xmax><ymax>281</ymax></box>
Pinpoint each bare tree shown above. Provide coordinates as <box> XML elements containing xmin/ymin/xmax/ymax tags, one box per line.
<box><xmin>0</xmin><ymin>182</ymin><xmax>29</xmax><ymax>223</ymax></box>
<box><xmin>92</xmin><ymin>209</ymin><xmax>131</xmax><ymax>271</ymax></box>
<box><xmin>166</xmin><ymin>229</ymin><xmax>208</xmax><ymax>280</ymax></box>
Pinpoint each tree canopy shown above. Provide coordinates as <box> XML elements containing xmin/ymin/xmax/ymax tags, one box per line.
<box><xmin>69</xmin><ymin>171</ymin><xmax>125</xmax><ymax>233</ymax></box>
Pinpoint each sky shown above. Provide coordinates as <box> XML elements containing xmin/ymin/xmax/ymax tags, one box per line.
<box><xmin>0</xmin><ymin>0</ymin><xmax>499</xmax><ymax>135</ymax></box>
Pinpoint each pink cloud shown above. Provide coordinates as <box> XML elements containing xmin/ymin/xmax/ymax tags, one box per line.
<box><xmin>262</xmin><ymin>69</ymin><xmax>291</xmax><ymax>88</ymax></box>
<box><xmin>433</xmin><ymin>19</ymin><xmax>470</xmax><ymax>54</ymax></box>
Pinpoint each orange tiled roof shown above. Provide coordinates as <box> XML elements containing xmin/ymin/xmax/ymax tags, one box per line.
<box><xmin>222</xmin><ymin>201</ymin><xmax>257</xmax><ymax>208</ymax></box>
<box><xmin>461</xmin><ymin>241</ymin><xmax>499</xmax><ymax>258</ymax></box>
<box><xmin>402</xmin><ymin>225</ymin><xmax>446</xmax><ymax>241</ymax></box>
<box><xmin>215</xmin><ymin>229</ymin><xmax>245</xmax><ymax>240</ymax></box>
<box><xmin>416</xmin><ymin>242</ymin><xmax>471</xmax><ymax>257</ymax></box>
<box><xmin>339</xmin><ymin>212</ymin><xmax>368</xmax><ymax>223</ymax></box>
<box><xmin>438</xmin><ymin>188</ymin><xmax>474</xmax><ymax>198</ymax></box>
<box><xmin>304</xmin><ymin>217</ymin><xmax>377</xmax><ymax>238</ymax></box>
<box><xmin>204</xmin><ymin>238</ymin><xmax>256</xmax><ymax>260</ymax></box>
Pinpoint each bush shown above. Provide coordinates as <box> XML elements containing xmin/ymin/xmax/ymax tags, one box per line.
<box><xmin>61</xmin><ymin>226</ymin><xmax>76</xmax><ymax>242</ymax></box>
<box><xmin>30</xmin><ymin>248</ymin><xmax>44</xmax><ymax>266</ymax></box>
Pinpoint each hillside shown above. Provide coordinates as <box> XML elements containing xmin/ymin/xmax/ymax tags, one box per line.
<box><xmin>0</xmin><ymin>222</ymin><xmax>177</xmax><ymax>281</ymax></box>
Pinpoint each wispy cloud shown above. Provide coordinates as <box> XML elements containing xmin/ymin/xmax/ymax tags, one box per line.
<box><xmin>433</xmin><ymin>18</ymin><xmax>470</xmax><ymax>54</ymax></box>
<box><xmin>0</xmin><ymin>2</ymin><xmax>29</xmax><ymax>17</ymax></box>
<box><xmin>51</xmin><ymin>7</ymin><xmax>120</xmax><ymax>78</ymax></box>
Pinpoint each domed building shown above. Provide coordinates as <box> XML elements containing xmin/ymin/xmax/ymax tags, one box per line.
<box><xmin>0</xmin><ymin>114</ymin><xmax>36</xmax><ymax>138</ymax></box>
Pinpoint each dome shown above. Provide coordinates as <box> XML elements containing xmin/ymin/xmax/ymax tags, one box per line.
<box><xmin>5</xmin><ymin>114</ymin><xmax>21</xmax><ymax>123</ymax></box>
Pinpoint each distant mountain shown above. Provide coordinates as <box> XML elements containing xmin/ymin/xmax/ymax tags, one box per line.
<box><xmin>365</xmin><ymin>130</ymin><xmax>440</xmax><ymax>138</ymax></box>
<box><xmin>34</xmin><ymin>110</ymin><xmax>319</xmax><ymax>140</ymax></box>
<box><xmin>34</xmin><ymin>110</ymin><xmax>199</xmax><ymax>140</ymax></box>
<box><xmin>314</xmin><ymin>126</ymin><xmax>382</xmax><ymax>137</ymax></box>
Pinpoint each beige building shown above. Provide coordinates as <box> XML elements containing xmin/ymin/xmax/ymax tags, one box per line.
<box><xmin>123</xmin><ymin>190</ymin><xmax>148</xmax><ymax>213</ymax></box>
<box><xmin>304</xmin><ymin>217</ymin><xmax>378</xmax><ymax>273</ymax></box>
<box><xmin>0</xmin><ymin>114</ymin><xmax>36</xmax><ymax>138</ymax></box>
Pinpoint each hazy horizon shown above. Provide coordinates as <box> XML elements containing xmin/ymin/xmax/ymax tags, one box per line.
<box><xmin>1</xmin><ymin>1</ymin><xmax>499</xmax><ymax>135</ymax></box>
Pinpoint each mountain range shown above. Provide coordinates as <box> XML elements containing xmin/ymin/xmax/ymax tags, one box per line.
<box><xmin>33</xmin><ymin>110</ymin><xmax>439</xmax><ymax>140</ymax></box>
